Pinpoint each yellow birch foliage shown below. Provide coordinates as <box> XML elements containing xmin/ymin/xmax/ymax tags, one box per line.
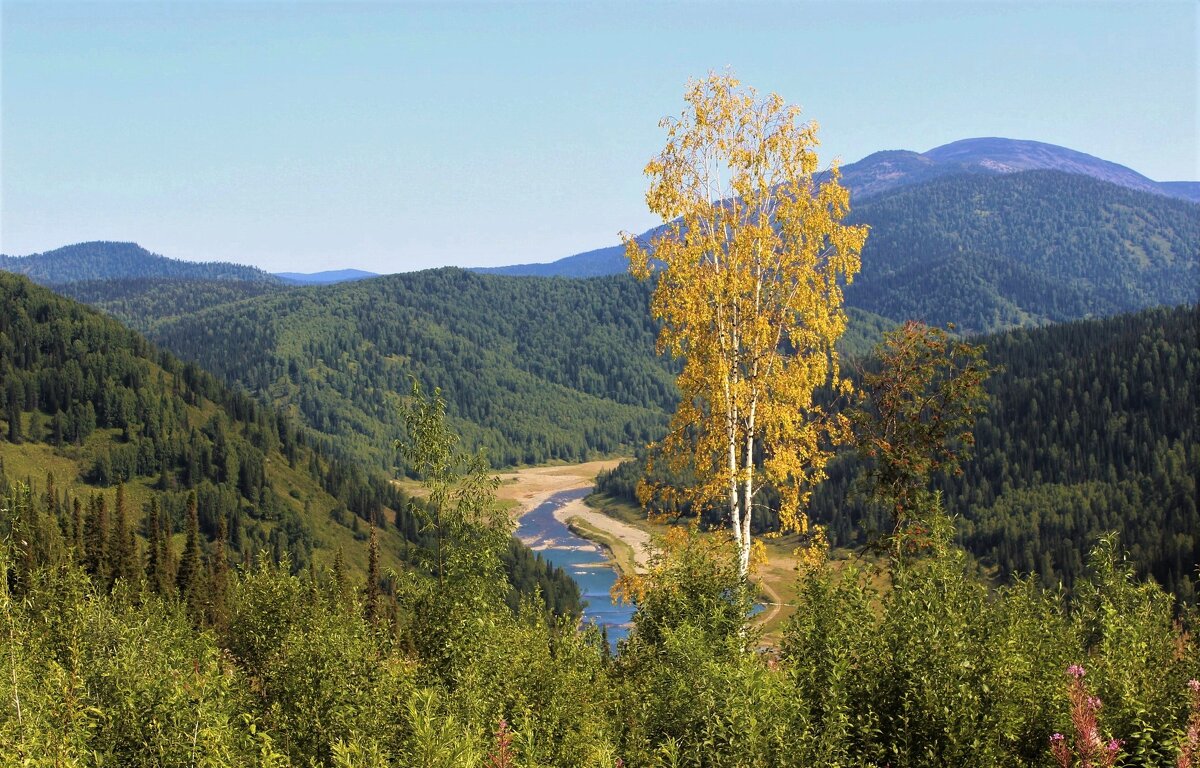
<box><xmin>624</xmin><ymin>73</ymin><xmax>867</xmax><ymax>574</ymax></box>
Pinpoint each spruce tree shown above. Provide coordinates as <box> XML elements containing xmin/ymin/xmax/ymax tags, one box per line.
<box><xmin>84</xmin><ymin>493</ymin><xmax>109</xmax><ymax>581</ymax></box>
<box><xmin>145</xmin><ymin>496</ymin><xmax>172</xmax><ymax>595</ymax></box>
<box><xmin>208</xmin><ymin>510</ymin><xmax>229</xmax><ymax>628</ymax></box>
<box><xmin>71</xmin><ymin>497</ymin><xmax>84</xmax><ymax>561</ymax></box>
<box><xmin>176</xmin><ymin>490</ymin><xmax>203</xmax><ymax>603</ymax></box>
<box><xmin>108</xmin><ymin>484</ymin><xmax>137</xmax><ymax>585</ymax></box>
<box><xmin>365</xmin><ymin>524</ymin><xmax>381</xmax><ymax>624</ymax></box>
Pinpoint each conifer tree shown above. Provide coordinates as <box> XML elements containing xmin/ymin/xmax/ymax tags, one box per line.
<box><xmin>365</xmin><ymin>524</ymin><xmax>381</xmax><ymax>624</ymax></box>
<box><xmin>70</xmin><ymin>497</ymin><xmax>84</xmax><ymax>561</ymax></box>
<box><xmin>108</xmin><ymin>484</ymin><xmax>137</xmax><ymax>585</ymax></box>
<box><xmin>176</xmin><ymin>490</ymin><xmax>203</xmax><ymax>603</ymax></box>
<box><xmin>208</xmin><ymin>510</ymin><xmax>230</xmax><ymax>627</ymax></box>
<box><xmin>145</xmin><ymin>496</ymin><xmax>172</xmax><ymax>595</ymax></box>
<box><xmin>84</xmin><ymin>493</ymin><xmax>109</xmax><ymax>580</ymax></box>
<box><xmin>5</xmin><ymin>379</ymin><xmax>21</xmax><ymax>444</ymax></box>
<box><xmin>332</xmin><ymin>546</ymin><xmax>348</xmax><ymax>605</ymax></box>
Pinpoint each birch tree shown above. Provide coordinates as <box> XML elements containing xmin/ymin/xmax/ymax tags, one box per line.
<box><xmin>625</xmin><ymin>73</ymin><xmax>867</xmax><ymax>577</ymax></box>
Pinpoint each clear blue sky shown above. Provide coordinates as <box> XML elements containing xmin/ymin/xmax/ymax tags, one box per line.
<box><xmin>2</xmin><ymin>1</ymin><xmax>1195</xmax><ymax>273</ymax></box>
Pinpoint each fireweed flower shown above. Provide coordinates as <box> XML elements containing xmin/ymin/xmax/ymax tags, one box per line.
<box><xmin>1189</xmin><ymin>679</ymin><xmax>1200</xmax><ymax>693</ymax></box>
<box><xmin>1106</xmin><ymin>739</ymin><xmax>1123</xmax><ymax>752</ymax></box>
<box><xmin>1067</xmin><ymin>664</ymin><xmax>1086</xmax><ymax>679</ymax></box>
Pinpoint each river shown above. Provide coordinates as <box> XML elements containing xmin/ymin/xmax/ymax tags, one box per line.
<box><xmin>515</xmin><ymin>488</ymin><xmax>636</xmax><ymax>648</ymax></box>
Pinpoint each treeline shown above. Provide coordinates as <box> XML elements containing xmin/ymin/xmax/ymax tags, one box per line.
<box><xmin>600</xmin><ymin>305</ymin><xmax>1199</xmax><ymax>604</ymax></box>
<box><xmin>0</xmin><ymin>273</ymin><xmax>579</xmax><ymax>616</ymax></box>
<box><xmin>2</xmin><ymin>479</ymin><xmax>1196</xmax><ymax>766</ymax></box>
<box><xmin>845</xmin><ymin>171</ymin><xmax>1200</xmax><ymax>333</ymax></box>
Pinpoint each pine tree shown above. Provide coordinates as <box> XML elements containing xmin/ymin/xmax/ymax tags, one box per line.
<box><xmin>108</xmin><ymin>484</ymin><xmax>137</xmax><ymax>585</ymax></box>
<box><xmin>365</xmin><ymin>524</ymin><xmax>381</xmax><ymax>624</ymax></box>
<box><xmin>84</xmin><ymin>493</ymin><xmax>109</xmax><ymax>581</ymax></box>
<box><xmin>208</xmin><ymin>510</ymin><xmax>230</xmax><ymax>628</ymax></box>
<box><xmin>145</xmin><ymin>496</ymin><xmax>172</xmax><ymax>595</ymax></box>
<box><xmin>176</xmin><ymin>490</ymin><xmax>203</xmax><ymax>606</ymax></box>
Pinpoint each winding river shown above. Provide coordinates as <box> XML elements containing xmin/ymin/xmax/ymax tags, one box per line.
<box><xmin>515</xmin><ymin>488</ymin><xmax>636</xmax><ymax>647</ymax></box>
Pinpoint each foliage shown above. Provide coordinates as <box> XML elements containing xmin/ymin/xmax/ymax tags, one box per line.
<box><xmin>602</xmin><ymin>305</ymin><xmax>1199</xmax><ymax>604</ymax></box>
<box><xmin>0</xmin><ymin>272</ymin><xmax>579</xmax><ymax>618</ymax></box>
<box><xmin>625</xmin><ymin>72</ymin><xmax>867</xmax><ymax>576</ymax></box>
<box><xmin>851</xmin><ymin>321</ymin><xmax>991</xmax><ymax>561</ymax></box>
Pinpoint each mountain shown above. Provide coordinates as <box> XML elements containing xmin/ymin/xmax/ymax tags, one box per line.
<box><xmin>144</xmin><ymin>270</ymin><xmax>676</xmax><ymax>469</ymax></box>
<box><xmin>0</xmin><ymin>272</ymin><xmax>581</xmax><ymax>614</ymax></box>
<box><xmin>1158</xmin><ymin>181</ymin><xmax>1200</xmax><ymax>203</ymax></box>
<box><xmin>475</xmin><ymin>244</ymin><xmax>627</xmax><ymax>278</ymax></box>
<box><xmin>481</xmin><ymin>138</ymin><xmax>1199</xmax><ymax>279</ymax></box>
<box><xmin>843</xmin><ymin>170</ymin><xmax>1199</xmax><ymax>332</ymax></box>
<box><xmin>276</xmin><ymin>269</ymin><xmax>379</xmax><ymax>284</ymax></box>
<box><xmin>599</xmin><ymin>304</ymin><xmax>1199</xmax><ymax>605</ymax></box>
<box><xmin>0</xmin><ymin>241</ymin><xmax>280</xmax><ymax>285</ymax></box>
<box><xmin>481</xmin><ymin>172</ymin><xmax>1198</xmax><ymax>334</ymax></box>
<box><xmin>56</xmin><ymin>277</ymin><xmax>288</xmax><ymax>333</ymax></box>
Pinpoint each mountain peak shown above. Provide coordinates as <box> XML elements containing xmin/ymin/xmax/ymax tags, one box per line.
<box><xmin>920</xmin><ymin>137</ymin><xmax>1163</xmax><ymax>194</ymax></box>
<box><xmin>0</xmin><ymin>241</ymin><xmax>279</xmax><ymax>285</ymax></box>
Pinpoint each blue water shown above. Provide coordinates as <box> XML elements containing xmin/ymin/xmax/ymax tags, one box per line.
<box><xmin>516</xmin><ymin>488</ymin><xmax>635</xmax><ymax>648</ymax></box>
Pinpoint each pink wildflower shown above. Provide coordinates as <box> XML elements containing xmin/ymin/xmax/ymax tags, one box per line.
<box><xmin>1067</xmin><ymin>664</ymin><xmax>1086</xmax><ymax>679</ymax></box>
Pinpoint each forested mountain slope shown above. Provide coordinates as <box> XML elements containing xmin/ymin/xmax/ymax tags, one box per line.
<box><xmin>0</xmin><ymin>241</ymin><xmax>280</xmax><ymax>284</ymax></box>
<box><xmin>145</xmin><ymin>270</ymin><xmax>676</xmax><ymax>468</ymax></box>
<box><xmin>844</xmin><ymin>171</ymin><xmax>1199</xmax><ymax>332</ymax></box>
<box><xmin>0</xmin><ymin>273</ymin><xmax>580</xmax><ymax>614</ymax></box>
<box><xmin>483</xmin><ymin>172</ymin><xmax>1198</xmax><ymax>337</ymax></box>
<box><xmin>56</xmin><ymin>277</ymin><xmax>288</xmax><ymax>333</ymax></box>
<box><xmin>601</xmin><ymin>305</ymin><xmax>1199</xmax><ymax>604</ymax></box>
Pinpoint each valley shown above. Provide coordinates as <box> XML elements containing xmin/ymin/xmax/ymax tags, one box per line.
<box><xmin>2</xmin><ymin>135</ymin><xmax>1196</xmax><ymax>766</ymax></box>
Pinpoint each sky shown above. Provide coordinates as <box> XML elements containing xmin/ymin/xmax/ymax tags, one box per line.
<box><xmin>1</xmin><ymin>1</ymin><xmax>1196</xmax><ymax>274</ymax></box>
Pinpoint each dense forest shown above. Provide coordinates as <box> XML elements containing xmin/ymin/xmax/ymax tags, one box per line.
<box><xmin>53</xmin><ymin>268</ymin><xmax>891</xmax><ymax>471</ymax></box>
<box><xmin>0</xmin><ymin>273</ymin><xmax>580</xmax><ymax>616</ymax></box>
<box><xmin>598</xmin><ymin>305</ymin><xmax>1199</xmax><ymax>605</ymax></box>
<box><xmin>845</xmin><ymin>171</ymin><xmax>1200</xmax><ymax>333</ymax></box>
<box><xmin>3</xmin><ymin>447</ymin><xmax>1196</xmax><ymax>765</ymax></box>
<box><xmin>0</xmin><ymin>241</ymin><xmax>280</xmax><ymax>285</ymax></box>
<box><xmin>57</xmin><ymin>277</ymin><xmax>288</xmax><ymax>333</ymax></box>
<box><xmin>146</xmin><ymin>270</ymin><xmax>675</xmax><ymax>468</ymax></box>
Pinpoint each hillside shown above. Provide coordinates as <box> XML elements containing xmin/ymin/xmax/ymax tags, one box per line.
<box><xmin>0</xmin><ymin>272</ymin><xmax>581</xmax><ymax>614</ymax></box>
<box><xmin>843</xmin><ymin>171</ymin><xmax>1199</xmax><ymax>332</ymax></box>
<box><xmin>0</xmin><ymin>241</ymin><xmax>281</xmax><ymax>285</ymax></box>
<box><xmin>600</xmin><ymin>305</ymin><xmax>1199</xmax><ymax>605</ymax></box>
<box><xmin>143</xmin><ymin>270</ymin><xmax>674</xmax><ymax>469</ymax></box>
<box><xmin>56</xmin><ymin>277</ymin><xmax>289</xmax><ymax>333</ymax></box>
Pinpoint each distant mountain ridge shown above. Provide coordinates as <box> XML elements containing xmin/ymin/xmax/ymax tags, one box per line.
<box><xmin>0</xmin><ymin>241</ymin><xmax>280</xmax><ymax>285</ymax></box>
<box><xmin>480</xmin><ymin>137</ymin><xmax>1199</xmax><ymax>278</ymax></box>
<box><xmin>276</xmin><ymin>269</ymin><xmax>379</xmax><ymax>284</ymax></box>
